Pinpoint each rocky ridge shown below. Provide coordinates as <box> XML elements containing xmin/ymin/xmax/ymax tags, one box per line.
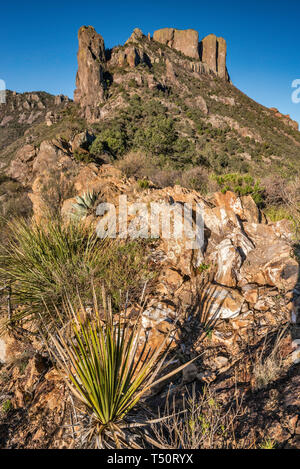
<box><xmin>74</xmin><ymin>26</ymin><xmax>230</xmax><ymax>121</ymax></box>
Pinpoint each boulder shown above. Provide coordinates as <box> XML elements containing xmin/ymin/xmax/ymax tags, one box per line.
<box><xmin>213</xmin><ymin>238</ymin><xmax>243</xmax><ymax>287</ymax></box>
<box><xmin>239</xmin><ymin>240</ymin><xmax>298</xmax><ymax>291</ymax></box>
<box><xmin>32</xmin><ymin>141</ymin><xmax>61</xmax><ymax>174</ymax></box>
<box><xmin>200</xmin><ymin>285</ymin><xmax>244</xmax><ymax>319</ymax></box>
<box><xmin>71</xmin><ymin>130</ymin><xmax>95</xmax><ymax>152</ymax></box>
<box><xmin>16</xmin><ymin>144</ymin><xmax>36</xmax><ymax>163</ymax></box>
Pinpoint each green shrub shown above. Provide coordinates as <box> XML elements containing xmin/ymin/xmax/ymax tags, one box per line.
<box><xmin>73</xmin><ymin>149</ymin><xmax>94</xmax><ymax>163</ymax></box>
<box><xmin>133</xmin><ymin>116</ymin><xmax>177</xmax><ymax>156</ymax></box>
<box><xmin>2</xmin><ymin>400</ymin><xmax>12</xmax><ymax>413</ymax></box>
<box><xmin>213</xmin><ymin>173</ymin><xmax>265</xmax><ymax>206</ymax></box>
<box><xmin>90</xmin><ymin>127</ymin><xmax>127</xmax><ymax>157</ymax></box>
<box><xmin>0</xmin><ymin>218</ymin><xmax>154</xmax><ymax>326</ymax></box>
<box><xmin>137</xmin><ymin>179</ymin><xmax>150</xmax><ymax>189</ymax></box>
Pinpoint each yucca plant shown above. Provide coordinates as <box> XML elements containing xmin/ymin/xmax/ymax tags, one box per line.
<box><xmin>71</xmin><ymin>190</ymin><xmax>98</xmax><ymax>220</ymax></box>
<box><xmin>48</xmin><ymin>291</ymin><xmax>196</xmax><ymax>448</ymax></box>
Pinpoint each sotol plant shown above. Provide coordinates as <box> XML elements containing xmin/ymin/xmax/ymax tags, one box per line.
<box><xmin>48</xmin><ymin>291</ymin><xmax>197</xmax><ymax>448</ymax></box>
<box><xmin>0</xmin><ymin>217</ymin><xmax>153</xmax><ymax>326</ymax></box>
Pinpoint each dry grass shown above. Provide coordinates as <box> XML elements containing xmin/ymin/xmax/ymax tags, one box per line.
<box><xmin>151</xmin><ymin>385</ymin><xmax>245</xmax><ymax>449</ymax></box>
<box><xmin>251</xmin><ymin>327</ymin><xmax>287</xmax><ymax>391</ymax></box>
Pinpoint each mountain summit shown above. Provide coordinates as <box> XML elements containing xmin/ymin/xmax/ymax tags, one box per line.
<box><xmin>74</xmin><ymin>26</ymin><xmax>230</xmax><ymax>121</ymax></box>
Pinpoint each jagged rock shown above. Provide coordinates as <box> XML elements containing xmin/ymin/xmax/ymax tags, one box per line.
<box><xmin>153</xmin><ymin>28</ymin><xmax>199</xmax><ymax>60</ymax></box>
<box><xmin>185</xmin><ymin>95</ymin><xmax>208</xmax><ymax>114</ymax></box>
<box><xmin>165</xmin><ymin>58</ymin><xmax>177</xmax><ymax>82</ymax></box>
<box><xmin>71</xmin><ymin>130</ymin><xmax>95</xmax><ymax>152</ymax></box>
<box><xmin>239</xmin><ymin>238</ymin><xmax>298</xmax><ymax>291</ymax></box>
<box><xmin>32</xmin><ymin>141</ymin><xmax>61</xmax><ymax>174</ymax></box>
<box><xmin>200</xmin><ymin>284</ymin><xmax>245</xmax><ymax>319</ymax></box>
<box><xmin>16</xmin><ymin>144</ymin><xmax>36</xmax><ymax>163</ymax></box>
<box><xmin>125</xmin><ymin>28</ymin><xmax>144</xmax><ymax>44</ymax></box>
<box><xmin>211</xmin><ymin>94</ymin><xmax>236</xmax><ymax>106</ymax></box>
<box><xmin>125</xmin><ymin>46</ymin><xmax>140</xmax><ymax>68</ymax></box>
<box><xmin>214</xmin><ymin>238</ymin><xmax>243</xmax><ymax>287</ymax></box>
<box><xmin>45</xmin><ymin>110</ymin><xmax>59</xmax><ymax>126</ymax></box>
<box><xmin>0</xmin><ymin>321</ymin><xmax>27</xmax><ymax>364</ymax></box>
<box><xmin>54</xmin><ymin>94</ymin><xmax>69</xmax><ymax>106</ymax></box>
<box><xmin>74</xmin><ymin>26</ymin><xmax>106</xmax><ymax>118</ymax></box>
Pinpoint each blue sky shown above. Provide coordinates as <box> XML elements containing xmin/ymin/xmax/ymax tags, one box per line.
<box><xmin>1</xmin><ymin>0</ymin><xmax>300</xmax><ymax>124</ymax></box>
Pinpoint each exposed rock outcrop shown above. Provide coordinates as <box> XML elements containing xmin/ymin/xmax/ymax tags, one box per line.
<box><xmin>125</xmin><ymin>27</ymin><xmax>144</xmax><ymax>44</ymax></box>
<box><xmin>153</xmin><ymin>28</ymin><xmax>200</xmax><ymax>60</ymax></box>
<box><xmin>270</xmin><ymin>108</ymin><xmax>299</xmax><ymax>131</ymax></box>
<box><xmin>74</xmin><ymin>26</ymin><xmax>107</xmax><ymax>120</ymax></box>
<box><xmin>200</xmin><ymin>34</ymin><xmax>228</xmax><ymax>79</ymax></box>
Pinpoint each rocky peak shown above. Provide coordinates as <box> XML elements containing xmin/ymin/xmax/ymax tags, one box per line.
<box><xmin>125</xmin><ymin>27</ymin><xmax>144</xmax><ymax>44</ymax></box>
<box><xmin>73</xmin><ymin>25</ymin><xmax>230</xmax><ymax>121</ymax></box>
<box><xmin>73</xmin><ymin>26</ymin><xmax>107</xmax><ymax>120</ymax></box>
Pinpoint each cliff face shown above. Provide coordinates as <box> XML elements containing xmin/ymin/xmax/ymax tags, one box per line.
<box><xmin>153</xmin><ymin>28</ymin><xmax>200</xmax><ymax>60</ymax></box>
<box><xmin>199</xmin><ymin>34</ymin><xmax>228</xmax><ymax>79</ymax></box>
<box><xmin>153</xmin><ymin>28</ymin><xmax>229</xmax><ymax>80</ymax></box>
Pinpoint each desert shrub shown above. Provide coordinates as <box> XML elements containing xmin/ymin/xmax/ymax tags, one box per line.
<box><xmin>251</xmin><ymin>327</ymin><xmax>287</xmax><ymax>391</ymax></box>
<box><xmin>150</xmin><ymin>169</ymin><xmax>181</xmax><ymax>188</ymax></box>
<box><xmin>0</xmin><ymin>177</ymin><xmax>33</xmax><ymax>248</ymax></box>
<box><xmin>0</xmin><ymin>218</ymin><xmax>154</xmax><ymax>325</ymax></box>
<box><xmin>2</xmin><ymin>400</ymin><xmax>12</xmax><ymax>413</ymax></box>
<box><xmin>261</xmin><ymin>175</ymin><xmax>286</xmax><ymax>207</ymax></box>
<box><xmin>133</xmin><ymin>116</ymin><xmax>177</xmax><ymax>156</ymax></box>
<box><xmin>264</xmin><ymin>206</ymin><xmax>292</xmax><ymax>223</ymax></box>
<box><xmin>214</xmin><ymin>173</ymin><xmax>265</xmax><ymax>206</ymax></box>
<box><xmin>116</xmin><ymin>151</ymin><xmax>150</xmax><ymax>179</ymax></box>
<box><xmin>259</xmin><ymin>439</ymin><xmax>276</xmax><ymax>449</ymax></box>
<box><xmin>73</xmin><ymin>149</ymin><xmax>95</xmax><ymax>164</ymax></box>
<box><xmin>180</xmin><ymin>167</ymin><xmax>209</xmax><ymax>193</ymax></box>
<box><xmin>90</xmin><ymin>126</ymin><xmax>127</xmax><ymax>158</ymax></box>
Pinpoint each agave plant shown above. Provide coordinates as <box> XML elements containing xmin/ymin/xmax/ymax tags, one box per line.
<box><xmin>48</xmin><ymin>290</ymin><xmax>197</xmax><ymax>448</ymax></box>
<box><xmin>71</xmin><ymin>190</ymin><xmax>98</xmax><ymax>220</ymax></box>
